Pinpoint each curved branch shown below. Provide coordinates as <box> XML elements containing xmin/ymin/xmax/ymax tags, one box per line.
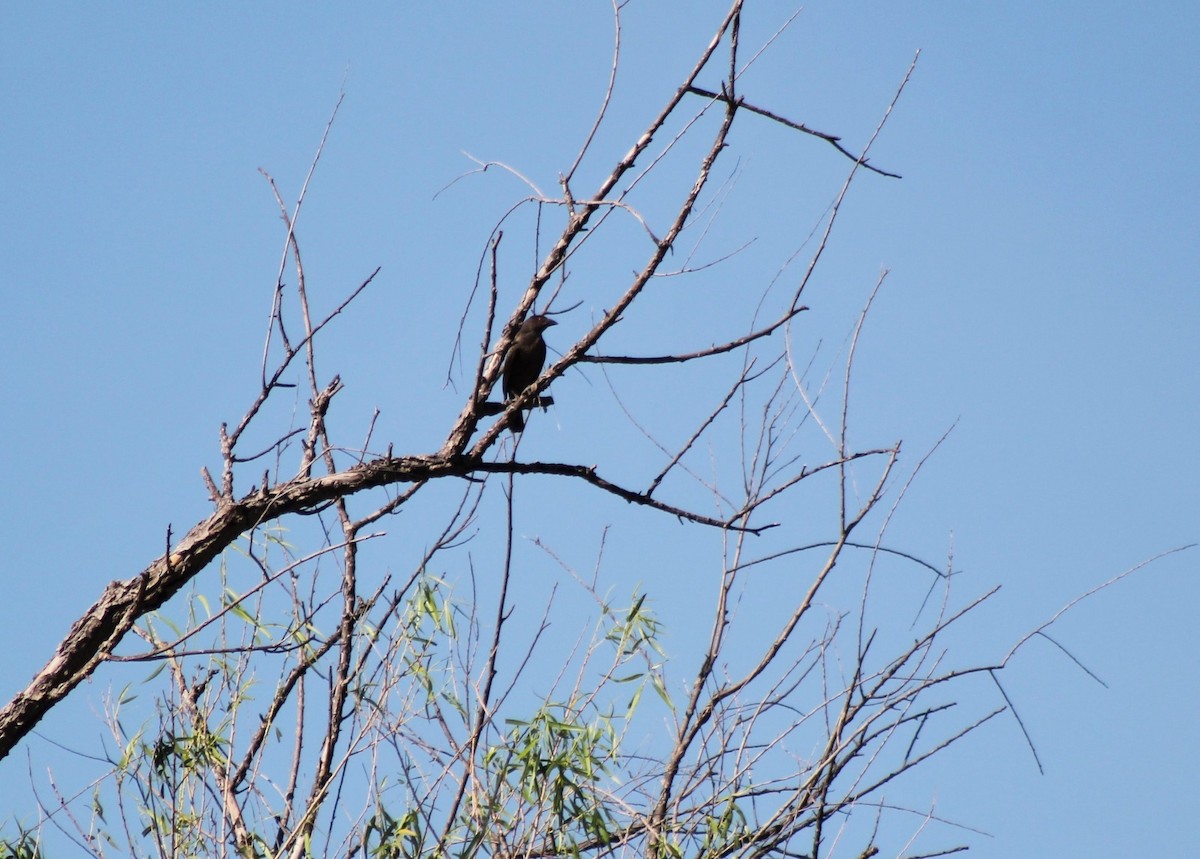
<box><xmin>472</xmin><ymin>460</ymin><xmax>777</xmax><ymax>534</ymax></box>
<box><xmin>580</xmin><ymin>306</ymin><xmax>808</xmax><ymax>365</ymax></box>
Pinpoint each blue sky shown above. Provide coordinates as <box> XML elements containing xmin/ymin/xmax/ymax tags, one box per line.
<box><xmin>1</xmin><ymin>3</ymin><xmax>1196</xmax><ymax>856</ymax></box>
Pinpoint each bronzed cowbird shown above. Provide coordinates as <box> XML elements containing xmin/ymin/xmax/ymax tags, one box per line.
<box><xmin>502</xmin><ymin>314</ymin><xmax>557</xmax><ymax>431</ymax></box>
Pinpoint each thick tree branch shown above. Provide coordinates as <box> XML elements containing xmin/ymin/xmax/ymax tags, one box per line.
<box><xmin>0</xmin><ymin>454</ymin><xmax>444</xmax><ymax>761</ymax></box>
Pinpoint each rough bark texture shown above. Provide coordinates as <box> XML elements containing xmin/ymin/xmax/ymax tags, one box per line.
<box><xmin>0</xmin><ymin>454</ymin><xmax>450</xmax><ymax>761</ymax></box>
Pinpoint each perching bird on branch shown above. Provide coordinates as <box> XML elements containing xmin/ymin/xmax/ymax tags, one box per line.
<box><xmin>502</xmin><ymin>314</ymin><xmax>557</xmax><ymax>431</ymax></box>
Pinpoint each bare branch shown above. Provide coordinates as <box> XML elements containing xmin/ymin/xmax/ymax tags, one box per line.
<box><xmin>686</xmin><ymin>86</ymin><xmax>903</xmax><ymax>178</ymax></box>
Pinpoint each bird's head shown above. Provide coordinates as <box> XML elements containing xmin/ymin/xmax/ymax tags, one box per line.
<box><xmin>525</xmin><ymin>315</ymin><xmax>557</xmax><ymax>332</ymax></box>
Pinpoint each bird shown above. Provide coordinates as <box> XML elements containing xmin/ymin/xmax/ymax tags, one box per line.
<box><xmin>501</xmin><ymin>314</ymin><xmax>557</xmax><ymax>431</ymax></box>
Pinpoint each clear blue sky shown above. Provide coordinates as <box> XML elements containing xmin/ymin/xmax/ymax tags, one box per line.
<box><xmin>1</xmin><ymin>3</ymin><xmax>1196</xmax><ymax>856</ymax></box>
